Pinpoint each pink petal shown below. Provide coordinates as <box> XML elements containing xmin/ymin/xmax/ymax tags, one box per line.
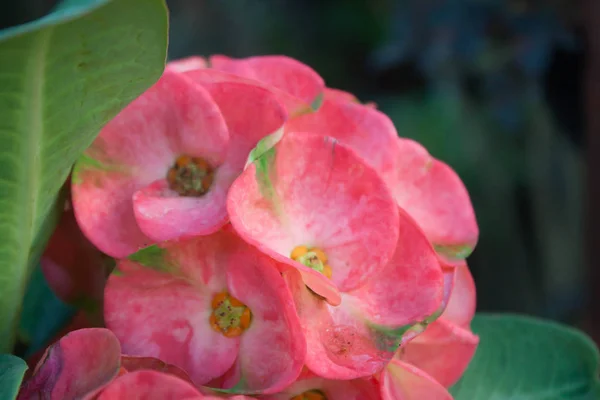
<box><xmin>391</xmin><ymin>138</ymin><xmax>478</xmax><ymax>261</ymax></box>
<box><xmin>264</xmin><ymin>371</ymin><xmax>379</xmax><ymax>400</ymax></box>
<box><xmin>228</xmin><ymin>132</ymin><xmax>399</xmax><ymax>296</ymax></box>
<box><xmin>132</xmin><ymin>80</ymin><xmax>287</xmax><ymax>242</ymax></box>
<box><xmin>442</xmin><ymin>264</ymin><xmax>476</xmax><ymax>327</ymax></box>
<box><xmin>210</xmin><ymin>55</ymin><xmax>324</xmax><ymax>113</ymax></box>
<box><xmin>72</xmin><ymin>172</ymin><xmax>153</xmax><ymax>258</ymax></box>
<box><xmin>105</xmin><ymin>230</ymin><xmax>305</xmax><ymax>393</ymax></box>
<box><xmin>72</xmin><ymin>70</ymin><xmax>229</xmax><ymax>257</ymax></box>
<box><xmin>216</xmin><ymin>233</ymin><xmax>306</xmax><ymax>394</ymax></box>
<box><xmin>285</xmin><ymin>97</ymin><xmax>399</xmax><ymax>183</ymax></box>
<box><xmin>104</xmin><ymin>260</ymin><xmax>239</xmax><ymax>386</ymax></box>
<box><xmin>184</xmin><ymin>68</ymin><xmax>309</xmax><ymax>117</ymax></box>
<box><xmin>346</xmin><ymin>208</ymin><xmax>444</xmax><ymax>327</ymax></box>
<box><xmin>203</xmin><ymin>81</ymin><xmax>288</xmax><ymax>169</ymax></box>
<box><xmin>167</xmin><ymin>56</ymin><xmax>207</xmax><ymax>72</ymax></box>
<box><xmin>399</xmin><ymin>319</ymin><xmax>479</xmax><ymax>388</ymax></box>
<box><xmin>96</xmin><ymin>370</ymin><xmax>204</xmax><ymax>399</ymax></box>
<box><xmin>283</xmin><ymin>269</ymin><xmax>392</xmax><ymax>379</ymax></box>
<box><xmin>120</xmin><ymin>355</ymin><xmax>193</xmax><ymax>384</ymax></box>
<box><xmin>324</xmin><ymin>87</ymin><xmax>359</xmax><ymax>103</ymax></box>
<box><xmin>132</xmin><ymin>178</ymin><xmax>229</xmax><ymax>241</ymax></box>
<box><xmin>18</xmin><ymin>328</ymin><xmax>121</xmax><ymax>400</ymax></box>
<box><xmin>380</xmin><ymin>360</ymin><xmax>452</xmax><ymax>400</ymax></box>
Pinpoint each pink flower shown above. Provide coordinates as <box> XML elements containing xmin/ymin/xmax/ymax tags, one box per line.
<box><xmin>66</xmin><ymin>53</ymin><xmax>479</xmax><ymax>398</ymax></box>
<box><xmin>103</xmin><ymin>229</ymin><xmax>306</xmax><ymax>394</ymax></box>
<box><xmin>264</xmin><ymin>369</ymin><xmax>380</xmax><ymax>400</ymax></box>
<box><xmin>398</xmin><ymin>264</ymin><xmax>479</xmax><ymax>388</ymax></box>
<box><xmin>96</xmin><ymin>370</ymin><xmax>255</xmax><ymax>400</ymax></box>
<box><xmin>227</xmin><ymin>132</ymin><xmax>444</xmax><ymax>378</ymax></box>
<box><xmin>71</xmin><ymin>68</ymin><xmax>287</xmax><ymax>258</ymax></box>
<box><xmin>18</xmin><ymin>328</ymin><xmax>121</xmax><ymax>400</ymax></box>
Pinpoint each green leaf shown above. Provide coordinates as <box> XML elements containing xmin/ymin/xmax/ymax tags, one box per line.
<box><xmin>451</xmin><ymin>314</ymin><xmax>600</xmax><ymax>399</ymax></box>
<box><xmin>127</xmin><ymin>245</ymin><xmax>171</xmax><ymax>273</ymax></box>
<box><xmin>0</xmin><ymin>0</ymin><xmax>168</xmax><ymax>352</ymax></box>
<box><xmin>0</xmin><ymin>354</ymin><xmax>28</xmax><ymax>400</ymax></box>
<box><xmin>17</xmin><ymin>264</ymin><xmax>76</xmax><ymax>358</ymax></box>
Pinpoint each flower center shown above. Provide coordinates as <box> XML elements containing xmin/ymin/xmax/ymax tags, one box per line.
<box><xmin>167</xmin><ymin>155</ymin><xmax>214</xmax><ymax>197</ymax></box>
<box><xmin>291</xmin><ymin>390</ymin><xmax>328</xmax><ymax>400</ymax></box>
<box><xmin>290</xmin><ymin>246</ymin><xmax>332</xmax><ymax>278</ymax></box>
<box><xmin>209</xmin><ymin>292</ymin><xmax>252</xmax><ymax>338</ymax></box>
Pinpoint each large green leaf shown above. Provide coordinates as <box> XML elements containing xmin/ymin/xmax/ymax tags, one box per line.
<box><xmin>451</xmin><ymin>314</ymin><xmax>600</xmax><ymax>399</ymax></box>
<box><xmin>0</xmin><ymin>354</ymin><xmax>28</xmax><ymax>400</ymax></box>
<box><xmin>0</xmin><ymin>0</ymin><xmax>168</xmax><ymax>352</ymax></box>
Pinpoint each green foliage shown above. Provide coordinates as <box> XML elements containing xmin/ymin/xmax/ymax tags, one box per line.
<box><xmin>127</xmin><ymin>246</ymin><xmax>171</xmax><ymax>273</ymax></box>
<box><xmin>0</xmin><ymin>0</ymin><xmax>168</xmax><ymax>352</ymax></box>
<box><xmin>0</xmin><ymin>354</ymin><xmax>28</xmax><ymax>400</ymax></box>
<box><xmin>451</xmin><ymin>314</ymin><xmax>600</xmax><ymax>399</ymax></box>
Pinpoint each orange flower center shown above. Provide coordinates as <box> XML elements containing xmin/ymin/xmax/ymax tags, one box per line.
<box><xmin>167</xmin><ymin>155</ymin><xmax>214</xmax><ymax>197</ymax></box>
<box><xmin>291</xmin><ymin>390</ymin><xmax>328</xmax><ymax>400</ymax></box>
<box><xmin>209</xmin><ymin>292</ymin><xmax>252</xmax><ymax>338</ymax></box>
<box><xmin>290</xmin><ymin>246</ymin><xmax>332</xmax><ymax>279</ymax></box>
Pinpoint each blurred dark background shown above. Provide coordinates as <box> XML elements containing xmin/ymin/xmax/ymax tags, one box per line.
<box><xmin>3</xmin><ymin>0</ymin><xmax>597</xmax><ymax>336</ymax></box>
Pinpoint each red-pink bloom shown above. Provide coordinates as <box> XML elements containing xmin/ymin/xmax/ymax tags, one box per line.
<box><xmin>18</xmin><ymin>328</ymin><xmax>121</xmax><ymax>400</ymax></box>
<box><xmin>280</xmin><ymin>208</ymin><xmax>444</xmax><ymax>379</ymax></box>
<box><xmin>103</xmin><ymin>229</ymin><xmax>306</xmax><ymax>394</ymax></box>
<box><xmin>97</xmin><ymin>370</ymin><xmax>256</xmax><ymax>400</ymax></box>
<box><xmin>96</xmin><ymin>371</ymin><xmax>205</xmax><ymax>399</ymax></box>
<box><xmin>227</xmin><ymin>131</ymin><xmax>443</xmax><ymax>378</ymax></box>
<box><xmin>398</xmin><ymin>264</ymin><xmax>479</xmax><ymax>388</ymax></box>
<box><xmin>72</xmin><ymin>68</ymin><xmax>287</xmax><ymax>258</ymax></box>
<box><xmin>228</xmin><ymin>132</ymin><xmax>401</xmax><ymax>305</ymax></box>
<box><xmin>264</xmin><ymin>369</ymin><xmax>380</xmax><ymax>400</ymax></box>
<box><xmin>389</xmin><ymin>139</ymin><xmax>478</xmax><ymax>263</ymax></box>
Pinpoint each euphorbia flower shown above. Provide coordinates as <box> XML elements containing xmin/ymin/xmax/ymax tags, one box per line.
<box><xmin>72</xmin><ymin>68</ymin><xmax>287</xmax><ymax>258</ymax></box>
<box><xmin>398</xmin><ymin>264</ymin><xmax>479</xmax><ymax>388</ymax></box>
<box><xmin>103</xmin><ymin>229</ymin><xmax>306</xmax><ymax>394</ymax></box>
<box><xmin>227</xmin><ymin>132</ymin><xmax>401</xmax><ymax>305</ymax></box>
<box><xmin>281</xmin><ymin>207</ymin><xmax>443</xmax><ymax>379</ymax></box>
<box><xmin>227</xmin><ymin>132</ymin><xmax>443</xmax><ymax>378</ymax></box>
<box><xmin>263</xmin><ymin>369</ymin><xmax>380</xmax><ymax>400</ymax></box>
<box><xmin>387</xmin><ymin>139</ymin><xmax>478</xmax><ymax>263</ymax></box>
<box><xmin>18</xmin><ymin>328</ymin><xmax>121</xmax><ymax>400</ymax></box>
<box><xmin>97</xmin><ymin>370</ymin><xmax>255</xmax><ymax>400</ymax></box>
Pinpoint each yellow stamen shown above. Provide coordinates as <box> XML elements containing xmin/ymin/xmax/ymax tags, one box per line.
<box><xmin>209</xmin><ymin>292</ymin><xmax>252</xmax><ymax>338</ymax></box>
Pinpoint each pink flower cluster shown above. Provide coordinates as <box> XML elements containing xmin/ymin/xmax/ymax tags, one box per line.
<box><xmin>20</xmin><ymin>56</ymin><xmax>479</xmax><ymax>399</ymax></box>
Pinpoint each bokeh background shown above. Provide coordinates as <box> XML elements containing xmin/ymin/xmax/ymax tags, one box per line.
<box><xmin>3</xmin><ymin>0</ymin><xmax>595</xmax><ymax>336</ymax></box>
